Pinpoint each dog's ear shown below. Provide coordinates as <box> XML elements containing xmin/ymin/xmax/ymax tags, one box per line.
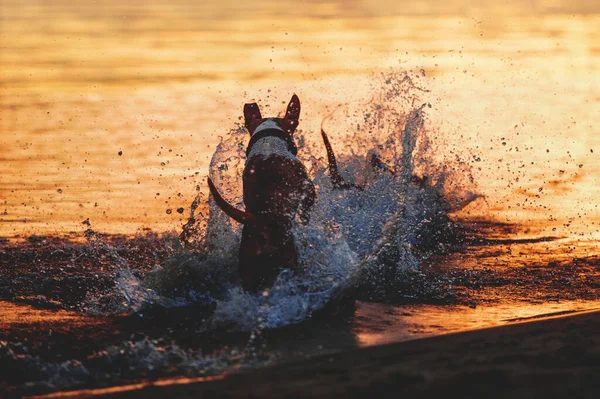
<box><xmin>285</xmin><ymin>94</ymin><xmax>300</xmax><ymax>123</ymax></box>
<box><xmin>244</xmin><ymin>103</ymin><xmax>262</xmax><ymax>131</ymax></box>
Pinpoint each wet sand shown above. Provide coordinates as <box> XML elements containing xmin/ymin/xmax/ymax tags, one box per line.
<box><xmin>59</xmin><ymin>309</ymin><xmax>600</xmax><ymax>399</ymax></box>
<box><xmin>1</xmin><ymin>223</ymin><xmax>600</xmax><ymax>396</ymax></box>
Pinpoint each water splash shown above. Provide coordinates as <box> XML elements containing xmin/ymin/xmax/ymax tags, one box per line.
<box><xmin>84</xmin><ymin>72</ymin><xmax>481</xmax><ymax>330</ymax></box>
<box><xmin>80</xmin><ymin>222</ymin><xmax>181</xmax><ymax>314</ymax></box>
<box><xmin>210</xmin><ymin>221</ymin><xmax>358</xmax><ymax>331</ymax></box>
<box><xmin>170</xmin><ymin>72</ymin><xmax>480</xmax><ymax>330</ymax></box>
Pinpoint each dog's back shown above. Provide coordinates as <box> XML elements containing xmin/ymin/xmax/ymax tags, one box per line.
<box><xmin>244</xmin><ymin>152</ymin><xmax>313</xmax><ymax>227</ymax></box>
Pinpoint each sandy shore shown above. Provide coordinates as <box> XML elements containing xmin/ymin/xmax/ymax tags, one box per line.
<box><xmin>38</xmin><ymin>308</ymin><xmax>600</xmax><ymax>399</ymax></box>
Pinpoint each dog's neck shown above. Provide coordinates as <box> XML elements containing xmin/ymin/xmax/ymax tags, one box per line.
<box><xmin>246</xmin><ymin>119</ymin><xmax>298</xmax><ymax>160</ymax></box>
<box><xmin>252</xmin><ymin>119</ymin><xmax>283</xmax><ymax>136</ymax></box>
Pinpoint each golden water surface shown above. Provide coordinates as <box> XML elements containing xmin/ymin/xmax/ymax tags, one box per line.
<box><xmin>1</xmin><ymin>0</ymin><xmax>599</xmax><ymax>238</ymax></box>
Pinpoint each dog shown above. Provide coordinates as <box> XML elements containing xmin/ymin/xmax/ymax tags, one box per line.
<box><xmin>208</xmin><ymin>95</ymin><xmax>316</xmax><ymax>292</ymax></box>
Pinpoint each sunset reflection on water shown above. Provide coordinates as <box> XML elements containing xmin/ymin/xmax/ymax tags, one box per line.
<box><xmin>353</xmin><ymin>300</ymin><xmax>600</xmax><ymax>347</ymax></box>
<box><xmin>0</xmin><ymin>0</ymin><xmax>598</xmax><ymax>239</ymax></box>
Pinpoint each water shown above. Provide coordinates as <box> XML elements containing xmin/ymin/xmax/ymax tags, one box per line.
<box><xmin>2</xmin><ymin>0</ymin><xmax>599</xmax><ymax>237</ymax></box>
<box><xmin>1</xmin><ymin>0</ymin><xmax>600</xmax><ymax>396</ymax></box>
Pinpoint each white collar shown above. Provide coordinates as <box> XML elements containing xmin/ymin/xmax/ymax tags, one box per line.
<box><xmin>247</xmin><ymin>137</ymin><xmax>297</xmax><ymax>162</ymax></box>
<box><xmin>253</xmin><ymin>119</ymin><xmax>284</xmax><ymax>135</ymax></box>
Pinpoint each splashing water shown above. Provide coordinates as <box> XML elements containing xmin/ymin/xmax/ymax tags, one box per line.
<box><xmin>94</xmin><ymin>72</ymin><xmax>480</xmax><ymax>331</ymax></box>
<box><xmin>80</xmin><ymin>223</ymin><xmax>182</xmax><ymax>314</ymax></box>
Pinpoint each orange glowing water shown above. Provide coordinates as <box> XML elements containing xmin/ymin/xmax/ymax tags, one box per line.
<box><xmin>353</xmin><ymin>300</ymin><xmax>600</xmax><ymax>347</ymax></box>
<box><xmin>0</xmin><ymin>0</ymin><xmax>599</xmax><ymax>240</ymax></box>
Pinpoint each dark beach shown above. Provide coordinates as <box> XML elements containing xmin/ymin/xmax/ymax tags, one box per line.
<box><xmin>2</xmin><ymin>230</ymin><xmax>600</xmax><ymax>397</ymax></box>
<box><xmin>33</xmin><ymin>308</ymin><xmax>600</xmax><ymax>399</ymax></box>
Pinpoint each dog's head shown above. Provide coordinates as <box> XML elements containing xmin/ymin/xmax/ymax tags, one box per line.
<box><xmin>243</xmin><ymin>94</ymin><xmax>301</xmax><ymax>136</ymax></box>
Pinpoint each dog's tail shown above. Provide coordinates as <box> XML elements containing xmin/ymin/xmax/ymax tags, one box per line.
<box><xmin>207</xmin><ymin>177</ymin><xmax>259</xmax><ymax>225</ymax></box>
<box><xmin>321</xmin><ymin>129</ymin><xmax>364</xmax><ymax>191</ymax></box>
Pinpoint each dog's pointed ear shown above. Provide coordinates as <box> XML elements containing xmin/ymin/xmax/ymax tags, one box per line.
<box><xmin>244</xmin><ymin>103</ymin><xmax>262</xmax><ymax>131</ymax></box>
<box><xmin>285</xmin><ymin>94</ymin><xmax>300</xmax><ymax>123</ymax></box>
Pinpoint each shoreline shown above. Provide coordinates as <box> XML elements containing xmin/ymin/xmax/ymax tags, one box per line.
<box><xmin>34</xmin><ymin>308</ymin><xmax>600</xmax><ymax>398</ymax></box>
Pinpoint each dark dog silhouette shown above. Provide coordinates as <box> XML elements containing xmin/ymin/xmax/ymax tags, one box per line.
<box><xmin>208</xmin><ymin>95</ymin><xmax>316</xmax><ymax>292</ymax></box>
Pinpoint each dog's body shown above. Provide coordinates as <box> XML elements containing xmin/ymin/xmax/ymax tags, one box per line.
<box><xmin>208</xmin><ymin>95</ymin><xmax>315</xmax><ymax>292</ymax></box>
